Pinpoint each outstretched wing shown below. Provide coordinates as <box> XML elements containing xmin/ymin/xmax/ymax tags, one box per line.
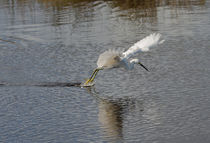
<box><xmin>122</xmin><ymin>33</ymin><xmax>164</xmax><ymax>59</ymax></box>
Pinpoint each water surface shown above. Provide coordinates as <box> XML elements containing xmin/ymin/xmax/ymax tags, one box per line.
<box><xmin>0</xmin><ymin>0</ymin><xmax>210</xmax><ymax>142</ymax></box>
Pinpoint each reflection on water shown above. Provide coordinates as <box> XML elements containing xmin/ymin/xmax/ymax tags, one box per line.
<box><xmin>37</xmin><ymin>0</ymin><xmax>206</xmax><ymax>9</ymax></box>
<box><xmin>86</xmin><ymin>87</ymin><xmax>163</xmax><ymax>142</ymax></box>
<box><xmin>86</xmin><ymin>87</ymin><xmax>144</xmax><ymax>142</ymax></box>
<box><xmin>1</xmin><ymin>0</ymin><xmax>206</xmax><ymax>26</ymax></box>
<box><xmin>86</xmin><ymin>87</ymin><xmax>124</xmax><ymax>141</ymax></box>
<box><xmin>98</xmin><ymin>97</ymin><xmax>123</xmax><ymax>141</ymax></box>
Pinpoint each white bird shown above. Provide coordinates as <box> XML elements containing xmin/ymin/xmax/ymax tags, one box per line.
<box><xmin>83</xmin><ymin>33</ymin><xmax>164</xmax><ymax>86</ymax></box>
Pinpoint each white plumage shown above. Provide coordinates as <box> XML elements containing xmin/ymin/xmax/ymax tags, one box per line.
<box><xmin>97</xmin><ymin>49</ymin><xmax>121</xmax><ymax>69</ymax></box>
<box><xmin>122</xmin><ymin>33</ymin><xmax>165</xmax><ymax>59</ymax></box>
<box><xmin>83</xmin><ymin>33</ymin><xmax>164</xmax><ymax>86</ymax></box>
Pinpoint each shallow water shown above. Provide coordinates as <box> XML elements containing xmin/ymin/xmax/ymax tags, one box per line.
<box><xmin>0</xmin><ymin>0</ymin><xmax>210</xmax><ymax>142</ymax></box>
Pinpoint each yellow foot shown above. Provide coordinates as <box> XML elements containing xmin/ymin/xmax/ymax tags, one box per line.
<box><xmin>82</xmin><ymin>68</ymin><xmax>101</xmax><ymax>87</ymax></box>
<box><xmin>84</xmin><ymin>78</ymin><xmax>91</xmax><ymax>85</ymax></box>
<box><xmin>81</xmin><ymin>78</ymin><xmax>94</xmax><ymax>87</ymax></box>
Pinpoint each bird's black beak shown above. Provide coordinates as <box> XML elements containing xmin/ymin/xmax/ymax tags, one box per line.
<box><xmin>138</xmin><ymin>62</ymin><xmax>149</xmax><ymax>72</ymax></box>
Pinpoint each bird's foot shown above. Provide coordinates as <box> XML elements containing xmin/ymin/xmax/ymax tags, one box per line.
<box><xmin>81</xmin><ymin>78</ymin><xmax>95</xmax><ymax>87</ymax></box>
<box><xmin>84</xmin><ymin>78</ymin><xmax>91</xmax><ymax>84</ymax></box>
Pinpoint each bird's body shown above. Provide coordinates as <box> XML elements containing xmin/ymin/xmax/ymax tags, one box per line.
<box><xmin>83</xmin><ymin>33</ymin><xmax>164</xmax><ymax>86</ymax></box>
<box><xmin>97</xmin><ymin>49</ymin><xmax>121</xmax><ymax>69</ymax></box>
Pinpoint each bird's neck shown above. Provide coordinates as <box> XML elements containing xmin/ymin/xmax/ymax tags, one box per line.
<box><xmin>128</xmin><ymin>59</ymin><xmax>139</xmax><ymax>70</ymax></box>
<box><xmin>130</xmin><ymin>59</ymin><xmax>139</xmax><ymax>64</ymax></box>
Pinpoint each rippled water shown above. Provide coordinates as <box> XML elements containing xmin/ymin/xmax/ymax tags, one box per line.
<box><xmin>0</xmin><ymin>0</ymin><xmax>210</xmax><ymax>142</ymax></box>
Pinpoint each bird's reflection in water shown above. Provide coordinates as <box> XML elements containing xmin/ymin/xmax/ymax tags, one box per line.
<box><xmin>98</xmin><ymin>97</ymin><xmax>123</xmax><ymax>140</ymax></box>
<box><xmin>86</xmin><ymin>87</ymin><xmax>143</xmax><ymax>142</ymax></box>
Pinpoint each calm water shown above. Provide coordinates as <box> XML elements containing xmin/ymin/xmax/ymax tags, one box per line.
<box><xmin>0</xmin><ymin>0</ymin><xmax>210</xmax><ymax>142</ymax></box>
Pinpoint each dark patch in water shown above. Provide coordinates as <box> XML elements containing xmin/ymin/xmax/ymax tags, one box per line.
<box><xmin>0</xmin><ymin>83</ymin><xmax>5</xmax><ymax>86</ymax></box>
<box><xmin>0</xmin><ymin>82</ymin><xmax>82</xmax><ymax>87</ymax></box>
<box><xmin>36</xmin><ymin>82</ymin><xmax>81</xmax><ymax>87</ymax></box>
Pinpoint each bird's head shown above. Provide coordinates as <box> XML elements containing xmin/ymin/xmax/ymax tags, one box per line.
<box><xmin>130</xmin><ymin>59</ymin><xmax>149</xmax><ymax>71</ymax></box>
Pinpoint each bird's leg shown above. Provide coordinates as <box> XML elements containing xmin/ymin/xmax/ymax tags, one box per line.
<box><xmin>84</xmin><ymin>67</ymin><xmax>103</xmax><ymax>85</ymax></box>
<box><xmin>89</xmin><ymin>69</ymin><xmax>98</xmax><ymax>81</ymax></box>
<box><xmin>90</xmin><ymin>69</ymin><xmax>99</xmax><ymax>82</ymax></box>
<box><xmin>89</xmin><ymin>67</ymin><xmax>103</xmax><ymax>82</ymax></box>
<box><xmin>84</xmin><ymin>69</ymin><xmax>98</xmax><ymax>85</ymax></box>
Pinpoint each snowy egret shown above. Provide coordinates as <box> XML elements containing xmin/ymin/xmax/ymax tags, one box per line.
<box><xmin>83</xmin><ymin>33</ymin><xmax>164</xmax><ymax>86</ymax></box>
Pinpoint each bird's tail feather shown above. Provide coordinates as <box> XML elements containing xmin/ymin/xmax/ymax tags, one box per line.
<box><xmin>122</xmin><ymin>33</ymin><xmax>164</xmax><ymax>58</ymax></box>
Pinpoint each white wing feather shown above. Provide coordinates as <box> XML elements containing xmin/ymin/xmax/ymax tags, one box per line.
<box><xmin>122</xmin><ymin>33</ymin><xmax>164</xmax><ymax>59</ymax></box>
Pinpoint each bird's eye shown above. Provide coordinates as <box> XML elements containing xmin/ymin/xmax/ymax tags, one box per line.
<box><xmin>114</xmin><ymin>56</ymin><xmax>120</xmax><ymax>61</ymax></box>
